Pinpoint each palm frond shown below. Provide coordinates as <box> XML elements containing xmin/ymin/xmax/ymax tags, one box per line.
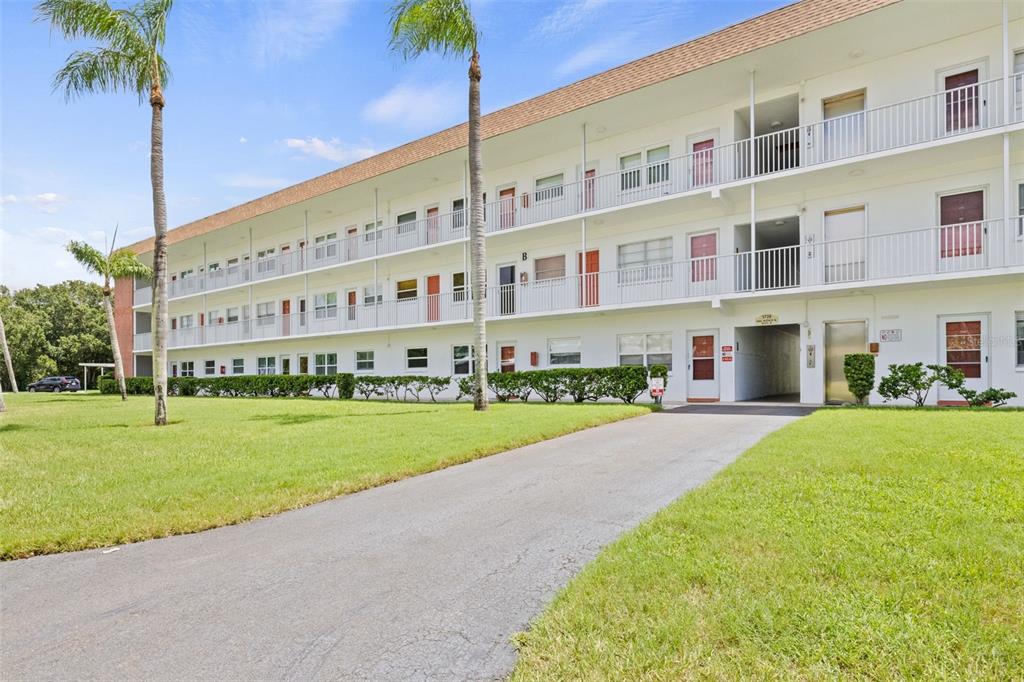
<box><xmin>53</xmin><ymin>46</ymin><xmax>148</xmax><ymax>100</ymax></box>
<box><xmin>389</xmin><ymin>0</ymin><xmax>477</xmax><ymax>61</ymax></box>
<box><xmin>36</xmin><ymin>0</ymin><xmax>146</xmax><ymax>55</ymax></box>
<box><xmin>66</xmin><ymin>240</ymin><xmax>108</xmax><ymax>276</ymax></box>
<box><xmin>108</xmin><ymin>249</ymin><xmax>153</xmax><ymax>280</ymax></box>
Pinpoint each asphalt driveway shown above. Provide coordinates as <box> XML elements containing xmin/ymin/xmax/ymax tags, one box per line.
<box><xmin>1</xmin><ymin>406</ymin><xmax>807</xmax><ymax>681</ymax></box>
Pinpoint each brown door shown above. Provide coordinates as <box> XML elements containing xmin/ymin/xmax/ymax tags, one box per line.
<box><xmin>690</xmin><ymin>232</ymin><xmax>717</xmax><ymax>282</ymax></box>
<box><xmin>584</xmin><ymin>169</ymin><xmax>595</xmax><ymax>210</ymax></box>
<box><xmin>577</xmin><ymin>250</ymin><xmax>600</xmax><ymax>307</ymax></box>
<box><xmin>499</xmin><ymin>187</ymin><xmax>516</xmax><ymax>229</ymax></box>
<box><xmin>691</xmin><ymin>335</ymin><xmax>715</xmax><ymax>380</ymax></box>
<box><xmin>281</xmin><ymin>299</ymin><xmax>291</xmax><ymax>336</ymax></box>
<box><xmin>346</xmin><ymin>226</ymin><xmax>358</xmax><ymax>261</ymax></box>
<box><xmin>426</xmin><ymin>274</ymin><xmax>441</xmax><ymax>322</ymax></box>
<box><xmin>945</xmin><ymin>69</ymin><xmax>979</xmax><ymax>133</ymax></box>
<box><xmin>347</xmin><ymin>290</ymin><xmax>357</xmax><ymax>322</ymax></box>
<box><xmin>939</xmin><ymin>190</ymin><xmax>983</xmax><ymax>258</ymax></box>
<box><xmin>500</xmin><ymin>345</ymin><xmax>516</xmax><ymax>373</ymax></box>
<box><xmin>691</xmin><ymin>139</ymin><xmax>715</xmax><ymax>186</ymax></box>
<box><xmin>426</xmin><ymin>207</ymin><xmax>439</xmax><ymax>244</ymax></box>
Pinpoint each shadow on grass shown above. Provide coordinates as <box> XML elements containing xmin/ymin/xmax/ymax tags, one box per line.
<box><xmin>248</xmin><ymin>413</ymin><xmax>340</xmax><ymax>426</ymax></box>
<box><xmin>0</xmin><ymin>423</ymin><xmax>33</xmax><ymax>433</ymax></box>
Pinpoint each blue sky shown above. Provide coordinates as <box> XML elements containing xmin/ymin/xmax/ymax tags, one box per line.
<box><xmin>0</xmin><ymin>0</ymin><xmax>785</xmax><ymax>289</ymax></box>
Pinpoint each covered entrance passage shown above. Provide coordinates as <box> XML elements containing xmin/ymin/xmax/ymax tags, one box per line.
<box><xmin>734</xmin><ymin>324</ymin><xmax>801</xmax><ymax>402</ymax></box>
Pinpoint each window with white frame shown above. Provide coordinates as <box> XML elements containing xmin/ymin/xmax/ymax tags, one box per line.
<box><xmin>548</xmin><ymin>337</ymin><xmax>581</xmax><ymax>366</ymax></box>
<box><xmin>452</xmin><ymin>272</ymin><xmax>467</xmax><ymax>301</ymax></box>
<box><xmin>180</xmin><ymin>361</ymin><xmax>195</xmax><ymax>377</ymax></box>
<box><xmin>232</xmin><ymin>358</ymin><xmax>244</xmax><ymax>374</ymax></box>
<box><xmin>179</xmin><ymin>268</ymin><xmax>194</xmax><ymax>279</ymax></box>
<box><xmin>204</xmin><ymin>360</ymin><xmax>216</xmax><ymax>375</ymax></box>
<box><xmin>396</xmin><ymin>211</ymin><xmax>417</xmax><ymax>235</ymax></box>
<box><xmin>534</xmin><ymin>255</ymin><xmax>566</xmax><ymax>281</ymax></box>
<box><xmin>314</xmin><ymin>292</ymin><xmax>338</xmax><ymax>319</ymax></box>
<box><xmin>406</xmin><ymin>347</ymin><xmax>428</xmax><ymax>370</ymax></box>
<box><xmin>315</xmin><ymin>352</ymin><xmax>338</xmax><ymax>375</ymax></box>
<box><xmin>452</xmin><ymin>198</ymin><xmax>466</xmax><ymax>229</ymax></box>
<box><xmin>226</xmin><ymin>257</ymin><xmax>240</xmax><ymax>271</ymax></box>
<box><xmin>619</xmin><ymin>152</ymin><xmax>642</xmax><ymax>191</ymax></box>
<box><xmin>226</xmin><ymin>307</ymin><xmax>239</xmax><ymax>324</ymax></box>
<box><xmin>1017</xmin><ymin>183</ymin><xmax>1024</xmax><ymax>238</ymax></box>
<box><xmin>364</xmin><ymin>220</ymin><xmax>383</xmax><ymax>243</ymax></box>
<box><xmin>207</xmin><ymin>262</ymin><xmax>220</xmax><ymax>273</ymax></box>
<box><xmin>646</xmin><ymin>145</ymin><xmax>670</xmax><ymax>184</ymax></box>
<box><xmin>179</xmin><ymin>314</ymin><xmax>194</xmax><ymax>328</ymax></box>
<box><xmin>617</xmin><ymin>237</ymin><xmax>673</xmax><ymax>277</ymax></box>
<box><xmin>534</xmin><ymin>173</ymin><xmax>564</xmax><ymax>202</ymax></box>
<box><xmin>257</xmin><ymin>356</ymin><xmax>276</xmax><ymax>375</ymax></box>
<box><xmin>396</xmin><ymin>278</ymin><xmax>418</xmax><ymax>301</ymax></box>
<box><xmin>314</xmin><ymin>232</ymin><xmax>338</xmax><ymax>260</ymax></box>
<box><xmin>618</xmin><ymin>333</ymin><xmax>673</xmax><ymax>370</ymax></box>
<box><xmin>256</xmin><ymin>247</ymin><xmax>276</xmax><ymax>274</ymax></box>
<box><xmin>256</xmin><ymin>302</ymin><xmax>275</xmax><ymax>326</ymax></box>
<box><xmin>207</xmin><ymin>309</ymin><xmax>220</xmax><ymax>325</ymax></box>
<box><xmin>363</xmin><ymin>285</ymin><xmax>382</xmax><ymax>305</ymax></box>
<box><xmin>1016</xmin><ymin>311</ymin><xmax>1024</xmax><ymax>367</ymax></box>
<box><xmin>355</xmin><ymin>350</ymin><xmax>375</xmax><ymax>371</ymax></box>
<box><xmin>452</xmin><ymin>345</ymin><xmax>476</xmax><ymax>375</ymax></box>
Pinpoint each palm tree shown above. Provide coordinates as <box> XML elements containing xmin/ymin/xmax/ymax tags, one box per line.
<box><xmin>37</xmin><ymin>0</ymin><xmax>173</xmax><ymax>424</ymax></box>
<box><xmin>0</xmin><ymin>312</ymin><xmax>16</xmax><ymax>394</ymax></box>
<box><xmin>67</xmin><ymin>229</ymin><xmax>153</xmax><ymax>400</ymax></box>
<box><xmin>389</xmin><ymin>0</ymin><xmax>488</xmax><ymax>410</ymax></box>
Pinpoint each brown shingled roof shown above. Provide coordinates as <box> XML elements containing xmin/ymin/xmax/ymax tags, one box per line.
<box><xmin>130</xmin><ymin>0</ymin><xmax>899</xmax><ymax>253</ymax></box>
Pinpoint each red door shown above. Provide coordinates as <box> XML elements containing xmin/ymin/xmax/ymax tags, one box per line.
<box><xmin>281</xmin><ymin>299</ymin><xmax>291</xmax><ymax>336</ymax></box>
<box><xmin>426</xmin><ymin>274</ymin><xmax>440</xmax><ymax>322</ymax></box>
<box><xmin>577</xmin><ymin>250</ymin><xmax>599</xmax><ymax>307</ymax></box>
<box><xmin>426</xmin><ymin>207</ymin><xmax>439</xmax><ymax>244</ymax></box>
<box><xmin>500</xmin><ymin>345</ymin><xmax>515</xmax><ymax>373</ymax></box>
<box><xmin>347</xmin><ymin>290</ymin><xmax>357</xmax><ymax>322</ymax></box>
<box><xmin>690</xmin><ymin>232</ymin><xmax>717</xmax><ymax>282</ymax></box>
<box><xmin>945</xmin><ymin>69</ymin><xmax>979</xmax><ymax>133</ymax></box>
<box><xmin>691</xmin><ymin>139</ymin><xmax>714</xmax><ymax>186</ymax></box>
<box><xmin>584</xmin><ymin>169</ymin><xmax>595</xmax><ymax>210</ymax></box>
<box><xmin>691</xmin><ymin>335</ymin><xmax>715</xmax><ymax>380</ymax></box>
<box><xmin>939</xmin><ymin>191</ymin><xmax>983</xmax><ymax>258</ymax></box>
<box><xmin>499</xmin><ymin>187</ymin><xmax>516</xmax><ymax>229</ymax></box>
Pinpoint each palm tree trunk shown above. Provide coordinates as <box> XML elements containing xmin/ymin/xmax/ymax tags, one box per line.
<box><xmin>468</xmin><ymin>51</ymin><xmax>488</xmax><ymax>411</ymax></box>
<box><xmin>0</xmin><ymin>313</ymin><xmax>17</xmax><ymax>393</ymax></box>
<box><xmin>103</xmin><ymin>280</ymin><xmax>128</xmax><ymax>400</ymax></box>
<box><xmin>150</xmin><ymin>83</ymin><xmax>169</xmax><ymax>425</ymax></box>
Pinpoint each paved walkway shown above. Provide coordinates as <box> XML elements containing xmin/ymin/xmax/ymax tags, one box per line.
<box><xmin>1</xmin><ymin>408</ymin><xmax>806</xmax><ymax>681</ymax></box>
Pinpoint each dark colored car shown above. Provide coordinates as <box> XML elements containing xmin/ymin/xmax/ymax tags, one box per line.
<box><xmin>27</xmin><ymin>376</ymin><xmax>81</xmax><ymax>393</ymax></box>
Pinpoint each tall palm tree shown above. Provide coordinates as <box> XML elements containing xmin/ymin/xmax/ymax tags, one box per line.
<box><xmin>389</xmin><ymin>0</ymin><xmax>488</xmax><ymax>410</ymax></box>
<box><xmin>37</xmin><ymin>0</ymin><xmax>173</xmax><ymax>424</ymax></box>
<box><xmin>67</xmin><ymin>229</ymin><xmax>153</xmax><ymax>400</ymax></box>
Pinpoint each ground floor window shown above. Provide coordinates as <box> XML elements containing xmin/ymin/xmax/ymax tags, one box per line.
<box><xmin>180</xmin><ymin>361</ymin><xmax>195</xmax><ymax>377</ymax></box>
<box><xmin>618</xmin><ymin>333</ymin><xmax>673</xmax><ymax>370</ymax></box>
<box><xmin>406</xmin><ymin>347</ymin><xmax>428</xmax><ymax>370</ymax></box>
<box><xmin>548</xmin><ymin>337</ymin><xmax>581</xmax><ymax>366</ymax></box>
<box><xmin>298</xmin><ymin>354</ymin><xmax>309</xmax><ymax>374</ymax></box>
<box><xmin>452</xmin><ymin>345</ymin><xmax>476</xmax><ymax>375</ymax></box>
<box><xmin>356</xmin><ymin>350</ymin><xmax>375</xmax><ymax>371</ymax></box>
<box><xmin>1016</xmin><ymin>311</ymin><xmax>1024</xmax><ymax>367</ymax></box>
<box><xmin>232</xmin><ymin>358</ymin><xmax>244</xmax><ymax>374</ymax></box>
<box><xmin>257</xmin><ymin>356</ymin><xmax>276</xmax><ymax>375</ymax></box>
<box><xmin>204</xmin><ymin>360</ymin><xmax>216</xmax><ymax>375</ymax></box>
<box><xmin>315</xmin><ymin>353</ymin><xmax>338</xmax><ymax>375</ymax></box>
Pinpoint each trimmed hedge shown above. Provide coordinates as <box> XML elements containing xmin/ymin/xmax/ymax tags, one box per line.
<box><xmin>454</xmin><ymin>366</ymin><xmax>651</xmax><ymax>404</ymax></box>
<box><xmin>98</xmin><ymin>373</ymin><xmax>355</xmax><ymax>399</ymax></box>
<box><xmin>353</xmin><ymin>375</ymin><xmax>451</xmax><ymax>402</ymax></box>
<box><xmin>843</xmin><ymin>353</ymin><xmax>875</xmax><ymax>404</ymax></box>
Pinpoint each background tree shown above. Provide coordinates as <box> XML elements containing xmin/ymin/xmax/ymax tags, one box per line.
<box><xmin>389</xmin><ymin>0</ymin><xmax>488</xmax><ymax>411</ymax></box>
<box><xmin>0</xmin><ymin>312</ymin><xmax>16</xmax><ymax>393</ymax></box>
<box><xmin>67</xmin><ymin>232</ymin><xmax>152</xmax><ymax>400</ymax></box>
<box><xmin>38</xmin><ymin>0</ymin><xmax>173</xmax><ymax>424</ymax></box>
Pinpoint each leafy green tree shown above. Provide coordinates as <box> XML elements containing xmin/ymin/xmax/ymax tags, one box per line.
<box><xmin>389</xmin><ymin>0</ymin><xmax>488</xmax><ymax>411</ymax></box>
<box><xmin>67</xmin><ymin>236</ymin><xmax>152</xmax><ymax>400</ymax></box>
<box><xmin>38</xmin><ymin>0</ymin><xmax>173</xmax><ymax>425</ymax></box>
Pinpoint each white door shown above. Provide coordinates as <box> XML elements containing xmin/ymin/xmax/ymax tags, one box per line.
<box><xmin>938</xmin><ymin>314</ymin><xmax>989</xmax><ymax>402</ymax></box>
<box><xmin>822</xmin><ymin>90</ymin><xmax>865</xmax><ymax>161</ymax></box>
<box><xmin>823</xmin><ymin>207</ymin><xmax>866</xmax><ymax>283</ymax></box>
<box><xmin>686</xmin><ymin>330</ymin><xmax>719</xmax><ymax>401</ymax></box>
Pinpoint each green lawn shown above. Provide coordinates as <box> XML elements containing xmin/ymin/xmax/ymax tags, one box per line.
<box><xmin>0</xmin><ymin>393</ymin><xmax>648</xmax><ymax>560</ymax></box>
<box><xmin>512</xmin><ymin>409</ymin><xmax>1024</xmax><ymax>680</ymax></box>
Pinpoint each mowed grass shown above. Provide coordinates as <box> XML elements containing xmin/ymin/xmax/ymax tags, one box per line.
<box><xmin>513</xmin><ymin>409</ymin><xmax>1024</xmax><ymax>680</ymax></box>
<box><xmin>0</xmin><ymin>392</ymin><xmax>648</xmax><ymax>559</ymax></box>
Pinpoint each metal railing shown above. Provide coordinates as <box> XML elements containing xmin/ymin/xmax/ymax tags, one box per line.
<box><xmin>135</xmin><ymin>76</ymin><xmax>1019</xmax><ymax>307</ymax></box>
<box><xmin>133</xmin><ymin>218</ymin><xmax>1022</xmax><ymax>351</ymax></box>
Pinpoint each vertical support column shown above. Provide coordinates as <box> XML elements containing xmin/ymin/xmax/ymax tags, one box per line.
<box><xmin>749</xmin><ymin>70</ymin><xmax>757</xmax><ymax>291</ymax></box>
<box><xmin>1003</xmin><ymin>0</ymin><xmax>1013</xmax><ymax>265</ymax></box>
<box><xmin>463</xmin><ymin>160</ymin><xmax>470</xmax><ymax>320</ymax></box>
<box><xmin>247</xmin><ymin>227</ymin><xmax>253</xmax><ymax>340</ymax></box>
<box><xmin>373</xmin><ymin>188</ymin><xmax>379</xmax><ymax>328</ymax></box>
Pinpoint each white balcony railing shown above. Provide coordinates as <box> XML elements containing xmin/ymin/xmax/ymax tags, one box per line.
<box><xmin>133</xmin><ymin>218</ymin><xmax>1023</xmax><ymax>352</ymax></box>
<box><xmin>134</xmin><ymin>76</ymin><xmax>1021</xmax><ymax>306</ymax></box>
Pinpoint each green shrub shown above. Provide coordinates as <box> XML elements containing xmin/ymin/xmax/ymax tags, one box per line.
<box><xmin>601</xmin><ymin>366</ymin><xmax>649</xmax><ymax>404</ymax></box>
<box><xmin>97</xmin><ymin>375</ymin><xmax>117</xmax><ymax>394</ymax></box>
<box><xmin>932</xmin><ymin>365</ymin><xmax>1017</xmax><ymax>407</ymax></box>
<box><xmin>877</xmin><ymin>363</ymin><xmax>938</xmax><ymax>406</ymax></box>
<box><xmin>842</xmin><ymin>353</ymin><xmax>875</xmax><ymax>404</ymax></box>
<box><xmin>109</xmin><ymin>374</ymin><xmax>354</xmax><ymax>399</ymax></box>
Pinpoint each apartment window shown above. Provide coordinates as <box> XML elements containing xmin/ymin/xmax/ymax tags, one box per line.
<box><xmin>204</xmin><ymin>360</ymin><xmax>216</xmax><ymax>376</ymax></box>
<box><xmin>315</xmin><ymin>353</ymin><xmax>338</xmax><ymax>375</ymax></box>
<box><xmin>1017</xmin><ymin>183</ymin><xmax>1024</xmax><ymax>238</ymax></box>
<box><xmin>535</xmin><ymin>255</ymin><xmax>566</xmax><ymax>281</ymax></box>
<box><xmin>619</xmin><ymin>152</ymin><xmax>642</xmax><ymax>191</ymax></box>
<box><xmin>207</xmin><ymin>309</ymin><xmax>221</xmax><ymax>325</ymax></box>
<box><xmin>534</xmin><ymin>173</ymin><xmax>564</xmax><ymax>202</ymax></box>
<box><xmin>1017</xmin><ymin>311</ymin><xmax>1024</xmax><ymax>367</ymax></box>
<box><xmin>179</xmin><ymin>314</ymin><xmax>194</xmax><ymax>328</ymax></box>
<box><xmin>256</xmin><ymin>247</ymin><xmax>276</xmax><ymax>274</ymax></box>
<box><xmin>256</xmin><ymin>302</ymin><xmax>275</xmax><ymax>326</ymax></box>
<box><xmin>647</xmin><ymin>145</ymin><xmax>670</xmax><ymax>184</ymax></box>
<box><xmin>364</xmin><ymin>220</ymin><xmax>383</xmax><ymax>243</ymax></box>
<box><xmin>180</xmin><ymin>361</ymin><xmax>195</xmax><ymax>377</ymax></box>
<box><xmin>618</xmin><ymin>333</ymin><xmax>673</xmax><ymax>370</ymax></box>
<box><xmin>355</xmin><ymin>350</ymin><xmax>375</xmax><ymax>372</ymax></box>
<box><xmin>257</xmin><ymin>356</ymin><xmax>276</xmax><ymax>375</ymax></box>
<box><xmin>406</xmin><ymin>347</ymin><xmax>428</xmax><ymax>370</ymax></box>
<box><xmin>452</xmin><ymin>198</ymin><xmax>466</xmax><ymax>229</ymax></box>
<box><xmin>297</xmin><ymin>354</ymin><xmax>309</xmax><ymax>374</ymax></box>
<box><xmin>618</xmin><ymin>237</ymin><xmax>672</xmax><ymax>270</ymax></box>
<box><xmin>396</xmin><ymin>211</ymin><xmax>417</xmax><ymax>235</ymax></box>
<box><xmin>452</xmin><ymin>345</ymin><xmax>476</xmax><ymax>375</ymax></box>
<box><xmin>363</xmin><ymin>285</ymin><xmax>382</xmax><ymax>305</ymax></box>
<box><xmin>314</xmin><ymin>292</ymin><xmax>338</xmax><ymax>319</ymax></box>
<box><xmin>207</xmin><ymin>262</ymin><xmax>220</xmax><ymax>273</ymax></box>
<box><xmin>314</xmin><ymin>232</ymin><xmax>338</xmax><ymax>260</ymax></box>
<box><xmin>180</xmin><ymin>268</ymin><xmax>194</xmax><ymax>279</ymax></box>
<box><xmin>452</xmin><ymin>272</ymin><xmax>467</xmax><ymax>301</ymax></box>
<box><xmin>548</xmin><ymin>337</ymin><xmax>581</xmax><ymax>366</ymax></box>
<box><xmin>226</xmin><ymin>307</ymin><xmax>239</xmax><ymax>324</ymax></box>
<box><xmin>396</xmin><ymin>278</ymin><xmax>418</xmax><ymax>301</ymax></box>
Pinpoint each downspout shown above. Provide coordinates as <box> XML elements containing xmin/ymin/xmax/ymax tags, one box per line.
<box><xmin>248</xmin><ymin>227</ymin><xmax>253</xmax><ymax>340</ymax></box>
<box><xmin>749</xmin><ymin>70</ymin><xmax>757</xmax><ymax>290</ymax></box>
<box><xmin>374</xmin><ymin>187</ymin><xmax>379</xmax><ymax>328</ymax></box>
<box><xmin>1003</xmin><ymin>0</ymin><xmax>1012</xmax><ymax>266</ymax></box>
<box><xmin>581</xmin><ymin>122</ymin><xmax>588</xmax><ymax>261</ymax></box>
<box><xmin>463</xmin><ymin>161</ymin><xmax>469</xmax><ymax>320</ymax></box>
<box><xmin>303</xmin><ymin>209</ymin><xmax>309</xmax><ymax>329</ymax></box>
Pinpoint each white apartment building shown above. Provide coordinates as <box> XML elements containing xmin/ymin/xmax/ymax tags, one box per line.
<box><xmin>119</xmin><ymin>0</ymin><xmax>1024</xmax><ymax>405</ymax></box>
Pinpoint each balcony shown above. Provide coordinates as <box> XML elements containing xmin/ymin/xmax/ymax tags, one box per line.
<box><xmin>132</xmin><ymin>218</ymin><xmax>1023</xmax><ymax>352</ymax></box>
<box><xmin>134</xmin><ymin>75</ymin><xmax>1024</xmax><ymax>308</ymax></box>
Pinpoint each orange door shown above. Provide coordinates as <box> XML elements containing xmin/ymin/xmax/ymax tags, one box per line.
<box><xmin>691</xmin><ymin>139</ymin><xmax>714</xmax><ymax>186</ymax></box>
<box><xmin>577</xmin><ymin>250</ymin><xmax>600</xmax><ymax>307</ymax></box>
<box><xmin>945</xmin><ymin>69</ymin><xmax>979</xmax><ymax>132</ymax></box>
<box><xmin>584</xmin><ymin>169</ymin><xmax>595</xmax><ymax>210</ymax></box>
<box><xmin>347</xmin><ymin>290</ymin><xmax>357</xmax><ymax>322</ymax></box>
<box><xmin>426</xmin><ymin>274</ymin><xmax>441</xmax><ymax>322</ymax></box>
<box><xmin>690</xmin><ymin>232</ymin><xmax>717</xmax><ymax>282</ymax></box>
<box><xmin>499</xmin><ymin>187</ymin><xmax>516</xmax><ymax>229</ymax></box>
<box><xmin>500</xmin><ymin>345</ymin><xmax>515</xmax><ymax>372</ymax></box>
<box><xmin>281</xmin><ymin>299</ymin><xmax>291</xmax><ymax>336</ymax></box>
<box><xmin>426</xmin><ymin>207</ymin><xmax>439</xmax><ymax>244</ymax></box>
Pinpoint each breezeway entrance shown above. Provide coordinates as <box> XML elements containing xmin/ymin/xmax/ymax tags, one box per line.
<box><xmin>733</xmin><ymin>324</ymin><xmax>801</xmax><ymax>402</ymax></box>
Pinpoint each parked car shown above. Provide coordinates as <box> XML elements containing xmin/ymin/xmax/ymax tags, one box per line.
<box><xmin>27</xmin><ymin>376</ymin><xmax>81</xmax><ymax>393</ymax></box>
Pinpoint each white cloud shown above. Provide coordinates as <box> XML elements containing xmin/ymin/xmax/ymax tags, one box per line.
<box><xmin>219</xmin><ymin>174</ymin><xmax>291</xmax><ymax>190</ymax></box>
<box><xmin>282</xmin><ymin>137</ymin><xmax>376</xmax><ymax>164</ymax></box>
<box><xmin>0</xmin><ymin>226</ymin><xmax>99</xmax><ymax>289</ymax></box>
<box><xmin>248</xmin><ymin>0</ymin><xmax>351</xmax><ymax>67</ymax></box>
<box><xmin>0</xmin><ymin>192</ymin><xmax>67</xmax><ymax>214</ymax></box>
<box><xmin>1</xmin><ymin>194</ymin><xmax>18</xmax><ymax>205</ymax></box>
<box><xmin>239</xmin><ymin>136</ymin><xmax>248</xmax><ymax>144</ymax></box>
<box><xmin>556</xmin><ymin>35</ymin><xmax>633</xmax><ymax>77</ymax></box>
<box><xmin>535</xmin><ymin>0</ymin><xmax>611</xmax><ymax>39</ymax></box>
<box><xmin>362</xmin><ymin>82</ymin><xmax>463</xmax><ymax>132</ymax></box>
